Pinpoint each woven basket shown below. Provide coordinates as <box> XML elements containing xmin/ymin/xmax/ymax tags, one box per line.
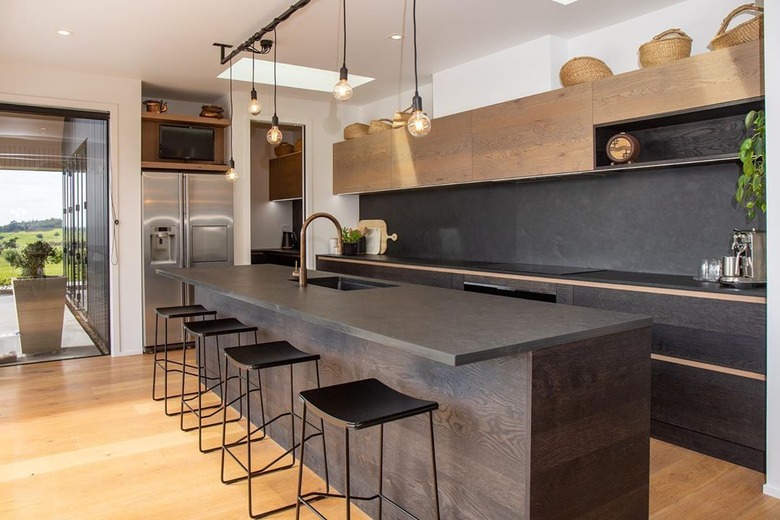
<box><xmin>368</xmin><ymin>119</ymin><xmax>393</xmax><ymax>134</ymax></box>
<box><xmin>709</xmin><ymin>3</ymin><xmax>763</xmax><ymax>50</ymax></box>
<box><xmin>274</xmin><ymin>142</ymin><xmax>294</xmax><ymax>157</ymax></box>
<box><xmin>343</xmin><ymin>122</ymin><xmax>369</xmax><ymax>140</ymax></box>
<box><xmin>639</xmin><ymin>29</ymin><xmax>692</xmax><ymax>68</ymax></box>
<box><xmin>392</xmin><ymin>107</ymin><xmax>413</xmax><ymax>129</ymax></box>
<box><xmin>293</xmin><ymin>138</ymin><xmax>302</xmax><ymax>153</ymax></box>
<box><xmin>559</xmin><ymin>57</ymin><xmax>613</xmax><ymax>87</ymax></box>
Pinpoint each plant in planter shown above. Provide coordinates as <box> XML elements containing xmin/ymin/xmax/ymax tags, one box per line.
<box><xmin>735</xmin><ymin>109</ymin><xmax>766</xmax><ymax>222</ymax></box>
<box><xmin>341</xmin><ymin>227</ymin><xmax>364</xmax><ymax>256</ymax></box>
<box><xmin>3</xmin><ymin>240</ymin><xmax>67</xmax><ymax>355</ymax></box>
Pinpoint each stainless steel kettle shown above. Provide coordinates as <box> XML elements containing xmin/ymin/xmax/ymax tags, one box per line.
<box><xmin>281</xmin><ymin>231</ymin><xmax>298</xmax><ymax>249</ymax></box>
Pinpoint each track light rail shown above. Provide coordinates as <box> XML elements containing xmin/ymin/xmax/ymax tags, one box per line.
<box><xmin>214</xmin><ymin>0</ymin><xmax>312</xmax><ymax>64</ymax></box>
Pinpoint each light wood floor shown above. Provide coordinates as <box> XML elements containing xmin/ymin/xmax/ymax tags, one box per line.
<box><xmin>1</xmin><ymin>354</ymin><xmax>778</xmax><ymax>519</ymax></box>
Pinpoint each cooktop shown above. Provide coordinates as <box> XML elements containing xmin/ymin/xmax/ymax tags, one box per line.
<box><xmin>477</xmin><ymin>263</ymin><xmax>605</xmax><ymax>276</ymax></box>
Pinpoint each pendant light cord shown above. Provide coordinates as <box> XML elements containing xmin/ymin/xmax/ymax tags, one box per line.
<box><xmin>251</xmin><ymin>46</ymin><xmax>255</xmax><ymax>90</ymax></box>
<box><xmin>412</xmin><ymin>0</ymin><xmax>419</xmax><ymax>97</ymax></box>
<box><xmin>229</xmin><ymin>57</ymin><xmax>234</xmax><ymax>159</ymax></box>
<box><xmin>342</xmin><ymin>0</ymin><xmax>347</xmax><ymax>69</ymax></box>
<box><xmin>273</xmin><ymin>27</ymin><xmax>278</xmax><ymax>117</ymax></box>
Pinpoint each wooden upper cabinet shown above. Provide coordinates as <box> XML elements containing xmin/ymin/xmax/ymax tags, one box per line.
<box><xmin>593</xmin><ymin>40</ymin><xmax>763</xmax><ymax>125</ymax></box>
<box><xmin>472</xmin><ymin>83</ymin><xmax>594</xmax><ymax>180</ymax></box>
<box><xmin>269</xmin><ymin>151</ymin><xmax>302</xmax><ymax>200</ymax></box>
<box><xmin>392</xmin><ymin>112</ymin><xmax>472</xmax><ymax>188</ymax></box>
<box><xmin>333</xmin><ymin>131</ymin><xmax>392</xmax><ymax>194</ymax></box>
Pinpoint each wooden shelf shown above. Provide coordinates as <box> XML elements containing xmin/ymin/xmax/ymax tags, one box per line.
<box><xmin>141</xmin><ymin>161</ymin><xmax>228</xmax><ymax>172</ymax></box>
<box><xmin>269</xmin><ymin>152</ymin><xmax>303</xmax><ymax>200</ymax></box>
<box><xmin>593</xmin><ymin>153</ymin><xmax>739</xmax><ymax>174</ymax></box>
<box><xmin>141</xmin><ymin>112</ymin><xmax>230</xmax><ymax>127</ymax></box>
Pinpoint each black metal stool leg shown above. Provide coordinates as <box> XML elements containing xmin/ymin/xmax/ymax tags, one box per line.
<box><xmin>378</xmin><ymin>423</ymin><xmax>384</xmax><ymax>519</ymax></box>
<box><xmin>295</xmin><ymin>403</ymin><xmax>308</xmax><ymax>520</ymax></box>
<box><xmin>315</xmin><ymin>362</ymin><xmax>330</xmax><ymax>493</ymax></box>
<box><xmin>345</xmin><ymin>429</ymin><xmax>351</xmax><ymax>520</ymax></box>
<box><xmin>430</xmin><ymin>411</ymin><xmax>440</xmax><ymax>520</ymax></box>
<box><xmin>246</xmin><ymin>365</ymin><xmax>255</xmax><ymax>518</ymax></box>
<box><xmin>152</xmin><ymin>314</ymin><xmax>161</xmax><ymax>401</ymax></box>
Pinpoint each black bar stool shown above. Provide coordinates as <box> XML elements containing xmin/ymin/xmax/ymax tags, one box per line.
<box><xmin>296</xmin><ymin>378</ymin><xmax>440</xmax><ymax>520</ymax></box>
<box><xmin>152</xmin><ymin>304</ymin><xmax>217</xmax><ymax>416</ymax></box>
<box><xmin>181</xmin><ymin>317</ymin><xmax>258</xmax><ymax>453</ymax></box>
<box><xmin>221</xmin><ymin>341</ymin><xmax>330</xmax><ymax>519</ymax></box>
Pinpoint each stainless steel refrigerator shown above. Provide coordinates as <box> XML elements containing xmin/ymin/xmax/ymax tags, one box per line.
<box><xmin>142</xmin><ymin>171</ymin><xmax>234</xmax><ymax>348</ymax></box>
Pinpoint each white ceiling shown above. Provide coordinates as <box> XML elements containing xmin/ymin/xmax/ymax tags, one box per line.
<box><xmin>0</xmin><ymin>0</ymin><xmax>690</xmax><ymax>106</ymax></box>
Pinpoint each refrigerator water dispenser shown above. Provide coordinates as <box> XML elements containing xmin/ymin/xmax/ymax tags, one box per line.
<box><xmin>150</xmin><ymin>226</ymin><xmax>177</xmax><ymax>263</ymax></box>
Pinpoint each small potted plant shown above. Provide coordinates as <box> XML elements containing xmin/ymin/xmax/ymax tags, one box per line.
<box><xmin>341</xmin><ymin>227</ymin><xmax>364</xmax><ymax>256</ymax></box>
<box><xmin>3</xmin><ymin>240</ymin><xmax>66</xmax><ymax>355</ymax></box>
<box><xmin>735</xmin><ymin>109</ymin><xmax>765</xmax><ymax>222</ymax></box>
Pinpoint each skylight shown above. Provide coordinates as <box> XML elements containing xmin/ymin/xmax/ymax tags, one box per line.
<box><xmin>218</xmin><ymin>58</ymin><xmax>374</xmax><ymax>93</ymax></box>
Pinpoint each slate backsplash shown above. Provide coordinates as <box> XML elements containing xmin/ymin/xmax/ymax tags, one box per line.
<box><xmin>359</xmin><ymin>163</ymin><xmax>765</xmax><ymax>275</ymax></box>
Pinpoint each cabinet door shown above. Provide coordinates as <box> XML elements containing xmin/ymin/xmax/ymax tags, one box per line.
<box><xmin>269</xmin><ymin>152</ymin><xmax>302</xmax><ymax>200</ymax></box>
<box><xmin>332</xmin><ymin>132</ymin><xmax>392</xmax><ymax>194</ymax></box>
<box><xmin>472</xmin><ymin>83</ymin><xmax>594</xmax><ymax>180</ymax></box>
<box><xmin>392</xmin><ymin>112</ymin><xmax>472</xmax><ymax>188</ymax></box>
<box><xmin>593</xmin><ymin>40</ymin><xmax>763</xmax><ymax>125</ymax></box>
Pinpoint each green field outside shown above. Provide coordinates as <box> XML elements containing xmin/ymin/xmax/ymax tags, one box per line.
<box><xmin>0</xmin><ymin>229</ymin><xmax>63</xmax><ymax>284</ymax></box>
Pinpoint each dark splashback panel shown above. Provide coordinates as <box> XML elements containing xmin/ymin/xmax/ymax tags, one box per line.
<box><xmin>359</xmin><ymin>164</ymin><xmax>765</xmax><ymax>275</ymax></box>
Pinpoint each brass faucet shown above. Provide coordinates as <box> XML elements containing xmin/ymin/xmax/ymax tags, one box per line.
<box><xmin>297</xmin><ymin>212</ymin><xmax>343</xmax><ymax>287</ymax></box>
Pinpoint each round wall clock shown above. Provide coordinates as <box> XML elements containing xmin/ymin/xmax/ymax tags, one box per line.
<box><xmin>606</xmin><ymin>132</ymin><xmax>640</xmax><ymax>164</ymax></box>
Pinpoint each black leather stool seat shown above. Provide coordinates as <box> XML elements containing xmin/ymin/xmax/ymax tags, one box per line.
<box><xmin>156</xmin><ymin>304</ymin><xmax>217</xmax><ymax>320</ymax></box>
<box><xmin>300</xmin><ymin>378</ymin><xmax>438</xmax><ymax>430</ymax></box>
<box><xmin>184</xmin><ymin>317</ymin><xmax>258</xmax><ymax>337</ymax></box>
<box><xmin>224</xmin><ymin>341</ymin><xmax>320</xmax><ymax>371</ymax></box>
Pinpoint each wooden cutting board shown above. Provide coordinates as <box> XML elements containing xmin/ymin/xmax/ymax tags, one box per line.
<box><xmin>357</xmin><ymin>219</ymin><xmax>397</xmax><ymax>254</ymax></box>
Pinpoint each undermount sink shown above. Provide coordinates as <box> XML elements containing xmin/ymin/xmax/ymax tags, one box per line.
<box><xmin>293</xmin><ymin>276</ymin><xmax>398</xmax><ymax>291</ymax></box>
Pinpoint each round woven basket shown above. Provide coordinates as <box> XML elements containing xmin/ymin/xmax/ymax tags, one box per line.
<box><xmin>639</xmin><ymin>29</ymin><xmax>692</xmax><ymax>68</ymax></box>
<box><xmin>709</xmin><ymin>3</ymin><xmax>763</xmax><ymax>51</ymax></box>
<box><xmin>368</xmin><ymin>119</ymin><xmax>392</xmax><ymax>135</ymax></box>
<box><xmin>559</xmin><ymin>57</ymin><xmax>613</xmax><ymax>87</ymax></box>
<box><xmin>274</xmin><ymin>142</ymin><xmax>294</xmax><ymax>157</ymax></box>
<box><xmin>392</xmin><ymin>108</ymin><xmax>413</xmax><ymax>129</ymax></box>
<box><xmin>293</xmin><ymin>138</ymin><xmax>303</xmax><ymax>153</ymax></box>
<box><xmin>343</xmin><ymin>123</ymin><xmax>369</xmax><ymax>140</ymax></box>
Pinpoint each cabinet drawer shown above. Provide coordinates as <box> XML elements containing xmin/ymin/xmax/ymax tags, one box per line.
<box><xmin>572</xmin><ymin>286</ymin><xmax>765</xmax><ymax>372</ymax></box>
<box><xmin>651</xmin><ymin>360</ymin><xmax>765</xmax><ymax>451</ymax></box>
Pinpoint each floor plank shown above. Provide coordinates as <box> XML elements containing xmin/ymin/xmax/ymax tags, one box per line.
<box><xmin>0</xmin><ymin>354</ymin><xmax>777</xmax><ymax>519</ymax></box>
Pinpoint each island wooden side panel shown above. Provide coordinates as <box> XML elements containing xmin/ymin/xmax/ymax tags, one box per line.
<box><xmin>530</xmin><ymin>326</ymin><xmax>651</xmax><ymax>520</ymax></box>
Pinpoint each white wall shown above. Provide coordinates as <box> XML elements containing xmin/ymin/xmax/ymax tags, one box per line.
<box><xmin>0</xmin><ymin>64</ymin><xmax>143</xmax><ymax>357</ymax></box>
<box><xmin>433</xmin><ymin>35</ymin><xmax>567</xmax><ymax>117</ymax></box>
<box><xmin>764</xmin><ymin>0</ymin><xmax>779</xmax><ymax>500</ymax></box>
<box><xmin>232</xmin><ymin>95</ymin><xmax>361</xmax><ymax>268</ymax></box>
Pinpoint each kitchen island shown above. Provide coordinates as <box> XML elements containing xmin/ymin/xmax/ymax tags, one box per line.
<box><xmin>160</xmin><ymin>264</ymin><xmax>652</xmax><ymax>519</ymax></box>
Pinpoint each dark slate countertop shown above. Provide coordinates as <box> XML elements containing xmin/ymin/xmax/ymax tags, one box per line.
<box><xmin>159</xmin><ymin>264</ymin><xmax>651</xmax><ymax>367</ymax></box>
<box><xmin>317</xmin><ymin>254</ymin><xmax>767</xmax><ymax>299</ymax></box>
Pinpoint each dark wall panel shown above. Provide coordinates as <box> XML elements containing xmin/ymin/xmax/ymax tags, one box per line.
<box><xmin>360</xmin><ymin>164</ymin><xmax>765</xmax><ymax>275</ymax></box>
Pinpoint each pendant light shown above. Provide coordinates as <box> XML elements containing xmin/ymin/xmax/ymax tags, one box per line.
<box><xmin>332</xmin><ymin>0</ymin><xmax>353</xmax><ymax>102</ymax></box>
<box><xmin>225</xmin><ymin>57</ymin><xmax>239</xmax><ymax>183</ymax></box>
<box><xmin>267</xmin><ymin>28</ymin><xmax>284</xmax><ymax>145</ymax></box>
<box><xmin>407</xmin><ymin>0</ymin><xmax>431</xmax><ymax>138</ymax></box>
<box><xmin>247</xmin><ymin>46</ymin><xmax>262</xmax><ymax>115</ymax></box>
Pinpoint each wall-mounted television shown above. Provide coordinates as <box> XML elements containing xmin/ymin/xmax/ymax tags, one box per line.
<box><xmin>159</xmin><ymin>124</ymin><xmax>215</xmax><ymax>161</ymax></box>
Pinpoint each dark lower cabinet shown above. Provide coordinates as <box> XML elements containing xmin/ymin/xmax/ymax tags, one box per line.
<box><xmin>252</xmin><ymin>249</ymin><xmax>299</xmax><ymax>267</ymax></box>
<box><xmin>572</xmin><ymin>285</ymin><xmax>766</xmax><ymax>471</ymax></box>
<box><xmin>316</xmin><ymin>257</ymin><xmax>767</xmax><ymax>471</ymax></box>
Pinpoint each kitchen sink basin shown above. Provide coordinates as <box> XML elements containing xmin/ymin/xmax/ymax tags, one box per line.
<box><xmin>293</xmin><ymin>276</ymin><xmax>398</xmax><ymax>291</ymax></box>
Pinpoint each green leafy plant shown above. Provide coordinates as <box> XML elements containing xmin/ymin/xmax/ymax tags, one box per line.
<box><xmin>341</xmin><ymin>227</ymin><xmax>364</xmax><ymax>244</ymax></box>
<box><xmin>2</xmin><ymin>240</ymin><xmax>60</xmax><ymax>278</ymax></box>
<box><xmin>736</xmin><ymin>109</ymin><xmax>766</xmax><ymax>222</ymax></box>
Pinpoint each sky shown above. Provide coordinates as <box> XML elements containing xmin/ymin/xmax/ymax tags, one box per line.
<box><xmin>0</xmin><ymin>170</ymin><xmax>62</xmax><ymax>226</ymax></box>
